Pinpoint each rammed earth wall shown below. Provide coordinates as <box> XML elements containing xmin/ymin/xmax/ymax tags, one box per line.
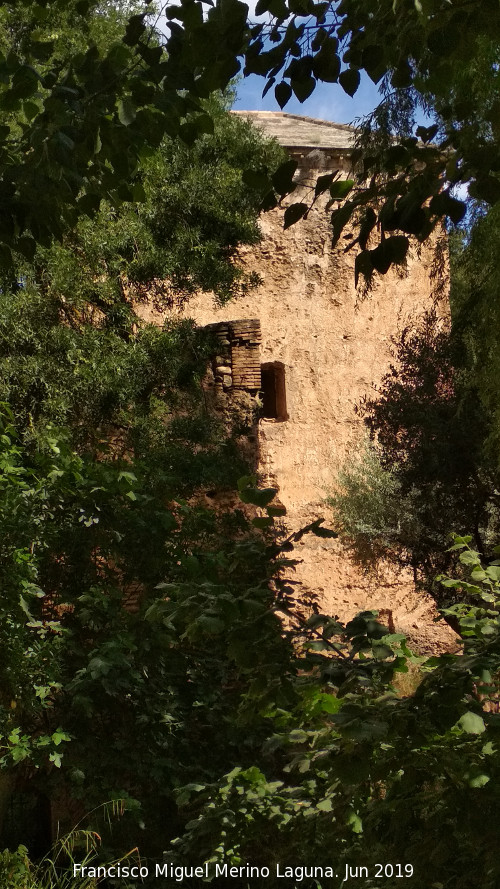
<box><xmin>141</xmin><ymin>112</ymin><xmax>456</xmax><ymax>654</ymax></box>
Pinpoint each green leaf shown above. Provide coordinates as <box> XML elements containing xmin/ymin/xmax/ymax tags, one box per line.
<box><xmin>272</xmin><ymin>159</ymin><xmax>298</xmax><ymax>196</ymax></box>
<box><xmin>118</xmin><ymin>471</ymin><xmax>137</xmax><ymax>483</ymax></box>
<box><xmin>287</xmin><ymin>0</ymin><xmax>309</xmax><ymax>13</ymax></box>
<box><xmin>315</xmin><ymin>172</ymin><xmax>335</xmax><ymax>196</ymax></box>
<box><xmin>430</xmin><ymin>191</ymin><xmax>466</xmax><ymax>224</ymax></box>
<box><xmin>190</xmin><ymin>113</ymin><xmax>215</xmax><ymax>136</ymax></box>
<box><xmin>311</xmin><ymin>28</ymin><xmax>328</xmax><ymax>52</ymax></box>
<box><xmin>458</xmin><ymin>712</ymin><xmax>486</xmax><ymax>734</ymax></box>
<box><xmin>469</xmin><ymin>567</ymin><xmax>487</xmax><ymax>582</ymax></box>
<box><xmin>306</xmin><ymin>613</ymin><xmax>329</xmax><ymax>629</ymax></box>
<box><xmin>51</xmin><ymin>730</ymin><xmax>70</xmax><ymax>747</ymax></box>
<box><xmin>329</xmin><ymin>178</ymin><xmax>353</xmax><ymax>200</ymax></box>
<box><xmin>255</xmin><ymin>0</ymin><xmax>288</xmax><ymax>14</ymax></box>
<box><xmin>11</xmin><ymin>66</ymin><xmax>39</xmax><ymax>100</ymax></box>
<box><xmin>347</xmin><ymin>810</ymin><xmax>363</xmax><ymax>833</ymax></box>
<box><xmin>416</xmin><ymin>123</ymin><xmax>439</xmax><ymax>143</ymax></box>
<box><xmin>391</xmin><ymin>60</ymin><xmax>413</xmax><ymax>89</ymax></box>
<box><xmin>78</xmin><ymin>193</ymin><xmax>101</xmax><ymax>215</ymax></box>
<box><xmin>22</xmin><ymin>100</ymin><xmax>39</xmax><ymax>121</ymax></box>
<box><xmin>312</xmin><ymin>47</ymin><xmax>341</xmax><ymax>83</ymax></box>
<box><xmin>465</xmin><ymin>766</ymin><xmax>490</xmax><ymax>787</ymax></box>
<box><xmin>237</xmin><ymin>475</ymin><xmax>257</xmax><ymax>492</ymax></box>
<box><xmin>460</xmin><ymin>550</ymin><xmax>481</xmax><ymax>566</ymax></box>
<box><xmin>291</xmin><ymin>75</ymin><xmax>316</xmax><ymax>103</ymax></box>
<box><xmin>427</xmin><ymin>25</ymin><xmax>460</xmax><ymax>57</ymax></box>
<box><xmin>32</xmin><ymin>4</ymin><xmax>50</xmax><ymax>19</ymax></box>
<box><xmin>196</xmin><ymin>615</ymin><xmax>225</xmax><ymax>634</ymax></box>
<box><xmin>372</xmin><ymin>642</ymin><xmax>393</xmax><ymax>660</ymax></box>
<box><xmin>362</xmin><ymin>44</ymin><xmax>384</xmax><ymax>82</ymax></box>
<box><xmin>29</xmin><ymin>39</ymin><xmax>55</xmax><ymax>62</ymax></box>
<box><xmin>284</xmin><ymin>203</ymin><xmax>308</xmax><ymax>229</ymax></box>
<box><xmin>339</xmin><ymin>68</ymin><xmax>360</xmax><ymax>96</ymax></box>
<box><xmin>275</xmin><ymin>81</ymin><xmax>292</xmax><ymax>109</ymax></box>
<box><xmin>485</xmin><ymin>565</ymin><xmax>500</xmax><ymax>582</ymax></box>
<box><xmin>316</xmin><ymin>798</ymin><xmax>332</xmax><ymax>812</ymax></box>
<box><xmin>261</xmin><ymin>187</ymin><xmax>279</xmax><ymax>209</ymax></box>
<box><xmin>469</xmin><ymin>177</ymin><xmax>500</xmax><ymax>205</ymax></box>
<box><xmin>262</xmin><ymin>77</ymin><xmax>276</xmax><ymax>99</ymax></box>
<box><xmin>19</xmin><ymin>595</ymin><xmax>32</xmax><ymax>618</ymax></box>
<box><xmin>288</xmin><ymin>729</ymin><xmax>308</xmax><ymax>743</ymax></box>
<box><xmin>317</xmin><ymin>694</ymin><xmax>342</xmax><ymax>713</ymax></box>
<box><xmin>117</xmin><ymin>97</ymin><xmax>137</xmax><ymax>126</ymax></box>
<box><xmin>123</xmin><ymin>13</ymin><xmax>147</xmax><ymax>46</ymax></box>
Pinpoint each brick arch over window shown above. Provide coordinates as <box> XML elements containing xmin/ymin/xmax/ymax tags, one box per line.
<box><xmin>261</xmin><ymin>361</ymin><xmax>288</xmax><ymax>421</ymax></box>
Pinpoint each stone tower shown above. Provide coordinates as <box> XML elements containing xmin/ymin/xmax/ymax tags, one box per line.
<box><xmin>152</xmin><ymin>111</ymin><xmax>456</xmax><ymax>653</ymax></box>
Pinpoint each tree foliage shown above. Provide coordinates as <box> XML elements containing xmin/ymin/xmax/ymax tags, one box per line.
<box><xmin>3</xmin><ymin>1</ymin><xmax>500</xmax><ymax>884</ymax></box>
<box><xmin>167</xmin><ymin>537</ymin><xmax>500</xmax><ymax>889</ymax></box>
<box><xmin>152</xmin><ymin>0</ymin><xmax>500</xmax><ymax>280</ymax></box>
<box><xmin>2</xmin><ymin>0</ymin><xmax>500</xmax><ymax>276</ymax></box>
<box><xmin>0</xmin><ymin>0</ymin><xmax>281</xmax><ymax>265</ymax></box>
<box><xmin>450</xmin><ymin>203</ymin><xmax>500</xmax><ymax>463</ymax></box>
<box><xmin>329</xmin><ymin>312</ymin><xmax>500</xmax><ymax>589</ymax></box>
<box><xmin>7</xmin><ymin>419</ymin><xmax>500</xmax><ymax>889</ymax></box>
<box><xmin>330</xmin><ymin>189</ymin><xmax>500</xmax><ymax>584</ymax></box>
<box><xmin>22</xmin><ymin>96</ymin><xmax>283</xmax><ymax>312</ymax></box>
<box><xmin>0</xmin><ymin>0</ymin><xmax>287</xmax><ymax>852</ymax></box>
<box><xmin>0</xmin><ymin>396</ymin><xmax>339</xmax><ymax>861</ymax></box>
<box><xmin>327</xmin><ymin>436</ymin><xmax>424</xmax><ymax>571</ymax></box>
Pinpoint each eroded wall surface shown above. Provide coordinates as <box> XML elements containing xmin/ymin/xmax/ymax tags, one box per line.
<box><xmin>141</xmin><ymin>151</ymin><xmax>455</xmax><ymax>653</ymax></box>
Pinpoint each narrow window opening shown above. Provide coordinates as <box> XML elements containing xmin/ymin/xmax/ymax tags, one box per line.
<box><xmin>261</xmin><ymin>362</ymin><xmax>288</xmax><ymax>420</ymax></box>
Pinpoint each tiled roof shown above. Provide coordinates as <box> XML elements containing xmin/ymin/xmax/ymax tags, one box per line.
<box><xmin>232</xmin><ymin>111</ymin><xmax>355</xmax><ymax>150</ymax></box>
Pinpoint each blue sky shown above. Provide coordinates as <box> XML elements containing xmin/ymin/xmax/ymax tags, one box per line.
<box><xmin>154</xmin><ymin>2</ymin><xmax>384</xmax><ymax>125</ymax></box>
<box><xmin>231</xmin><ymin>0</ymin><xmax>384</xmax><ymax>124</ymax></box>
<box><xmin>234</xmin><ymin>72</ymin><xmax>383</xmax><ymax>125</ymax></box>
